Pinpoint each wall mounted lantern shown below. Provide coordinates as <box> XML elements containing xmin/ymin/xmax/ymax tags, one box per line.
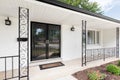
<box><xmin>5</xmin><ymin>17</ymin><xmax>11</xmax><ymax>25</ymax></box>
<box><xmin>71</xmin><ymin>26</ymin><xmax>75</xmax><ymax>31</ymax></box>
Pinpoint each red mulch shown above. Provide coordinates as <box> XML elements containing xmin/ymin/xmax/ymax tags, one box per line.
<box><xmin>73</xmin><ymin>60</ymin><xmax>120</xmax><ymax>80</ymax></box>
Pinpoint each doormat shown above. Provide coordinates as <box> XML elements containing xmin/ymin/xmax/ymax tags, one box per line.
<box><xmin>39</xmin><ymin>62</ymin><xmax>64</xmax><ymax>70</ymax></box>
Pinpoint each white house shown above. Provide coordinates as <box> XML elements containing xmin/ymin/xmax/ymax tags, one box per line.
<box><xmin>0</xmin><ymin>0</ymin><xmax>120</xmax><ymax>80</ymax></box>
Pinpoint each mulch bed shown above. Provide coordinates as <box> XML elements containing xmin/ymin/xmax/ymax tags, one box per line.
<box><xmin>73</xmin><ymin>60</ymin><xmax>120</xmax><ymax>80</ymax></box>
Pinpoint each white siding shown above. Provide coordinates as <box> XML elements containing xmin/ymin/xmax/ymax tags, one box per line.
<box><xmin>0</xmin><ymin>16</ymin><xmax>18</xmax><ymax>71</ymax></box>
<box><xmin>0</xmin><ymin>16</ymin><xmax>119</xmax><ymax>71</ymax></box>
<box><xmin>102</xmin><ymin>28</ymin><xmax>116</xmax><ymax>48</ymax></box>
<box><xmin>61</xmin><ymin>25</ymin><xmax>82</xmax><ymax>61</ymax></box>
<box><xmin>86</xmin><ymin>28</ymin><xmax>103</xmax><ymax>49</ymax></box>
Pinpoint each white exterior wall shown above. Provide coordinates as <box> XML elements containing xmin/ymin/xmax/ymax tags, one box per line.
<box><xmin>102</xmin><ymin>29</ymin><xmax>116</xmax><ymax>48</ymax></box>
<box><xmin>0</xmin><ymin>16</ymin><xmax>18</xmax><ymax>71</ymax></box>
<box><xmin>0</xmin><ymin>16</ymin><xmax>119</xmax><ymax>71</ymax></box>
<box><xmin>0</xmin><ymin>16</ymin><xmax>18</xmax><ymax>56</ymax></box>
<box><xmin>86</xmin><ymin>28</ymin><xmax>103</xmax><ymax>49</ymax></box>
<box><xmin>61</xmin><ymin>25</ymin><xmax>82</xmax><ymax>61</ymax></box>
<box><xmin>86</xmin><ymin>28</ymin><xmax>117</xmax><ymax>49</ymax></box>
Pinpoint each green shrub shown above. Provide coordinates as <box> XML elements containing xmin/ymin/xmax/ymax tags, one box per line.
<box><xmin>106</xmin><ymin>64</ymin><xmax>120</xmax><ymax>75</ymax></box>
<box><xmin>100</xmin><ymin>74</ymin><xmax>106</xmax><ymax>80</ymax></box>
<box><xmin>88</xmin><ymin>70</ymin><xmax>106</xmax><ymax>80</ymax></box>
<box><xmin>88</xmin><ymin>72</ymin><xmax>98</xmax><ymax>80</ymax></box>
<box><xmin>117</xmin><ymin>60</ymin><xmax>120</xmax><ymax>66</ymax></box>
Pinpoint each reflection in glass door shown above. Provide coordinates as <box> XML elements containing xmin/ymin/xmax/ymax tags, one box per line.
<box><xmin>31</xmin><ymin>22</ymin><xmax>61</xmax><ymax>61</ymax></box>
<box><xmin>31</xmin><ymin>23</ymin><xmax>47</xmax><ymax>61</ymax></box>
<box><xmin>48</xmin><ymin>25</ymin><xmax>60</xmax><ymax>58</ymax></box>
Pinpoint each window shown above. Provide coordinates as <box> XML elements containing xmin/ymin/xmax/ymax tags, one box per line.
<box><xmin>96</xmin><ymin>31</ymin><xmax>100</xmax><ymax>44</ymax></box>
<box><xmin>87</xmin><ymin>30</ymin><xmax>100</xmax><ymax>44</ymax></box>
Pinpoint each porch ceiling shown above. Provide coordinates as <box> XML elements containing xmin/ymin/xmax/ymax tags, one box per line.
<box><xmin>0</xmin><ymin>0</ymin><xmax>120</xmax><ymax>29</ymax></box>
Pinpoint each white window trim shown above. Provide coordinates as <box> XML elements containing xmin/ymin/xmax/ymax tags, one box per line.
<box><xmin>87</xmin><ymin>30</ymin><xmax>101</xmax><ymax>45</ymax></box>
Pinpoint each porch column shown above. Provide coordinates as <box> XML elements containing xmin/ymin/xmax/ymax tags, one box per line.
<box><xmin>18</xmin><ymin>7</ymin><xmax>29</xmax><ymax>80</ymax></box>
<box><xmin>116</xmin><ymin>27</ymin><xmax>119</xmax><ymax>58</ymax></box>
<box><xmin>82</xmin><ymin>20</ymin><xmax>87</xmax><ymax>66</ymax></box>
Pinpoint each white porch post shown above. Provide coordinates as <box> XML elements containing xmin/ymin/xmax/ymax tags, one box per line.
<box><xmin>116</xmin><ymin>27</ymin><xmax>119</xmax><ymax>58</ymax></box>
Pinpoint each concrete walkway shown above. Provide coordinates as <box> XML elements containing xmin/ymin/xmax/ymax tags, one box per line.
<box><xmin>29</xmin><ymin>57</ymin><xmax>119</xmax><ymax>80</ymax></box>
<box><xmin>55</xmin><ymin>75</ymin><xmax>77</xmax><ymax>80</ymax></box>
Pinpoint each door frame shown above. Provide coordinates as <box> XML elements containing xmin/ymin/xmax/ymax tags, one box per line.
<box><xmin>30</xmin><ymin>21</ymin><xmax>61</xmax><ymax>61</ymax></box>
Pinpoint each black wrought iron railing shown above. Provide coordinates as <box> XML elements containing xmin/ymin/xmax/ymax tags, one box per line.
<box><xmin>0</xmin><ymin>55</ymin><xmax>19</xmax><ymax>80</ymax></box>
<box><xmin>86</xmin><ymin>47</ymin><xmax>116</xmax><ymax>62</ymax></box>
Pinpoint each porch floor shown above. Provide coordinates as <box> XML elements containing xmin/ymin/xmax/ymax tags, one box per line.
<box><xmin>30</xmin><ymin>57</ymin><xmax>119</xmax><ymax>80</ymax></box>
<box><xmin>0</xmin><ymin>57</ymin><xmax>119</xmax><ymax>80</ymax></box>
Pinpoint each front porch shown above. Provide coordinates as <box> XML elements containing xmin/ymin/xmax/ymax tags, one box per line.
<box><xmin>0</xmin><ymin>57</ymin><xmax>118</xmax><ymax>80</ymax></box>
<box><xmin>0</xmin><ymin>0</ymin><xmax>120</xmax><ymax>80</ymax></box>
<box><xmin>30</xmin><ymin>57</ymin><xmax>118</xmax><ymax>80</ymax></box>
<box><xmin>86</xmin><ymin>47</ymin><xmax>116</xmax><ymax>62</ymax></box>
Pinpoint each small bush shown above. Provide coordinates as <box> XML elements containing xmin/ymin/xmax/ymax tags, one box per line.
<box><xmin>106</xmin><ymin>64</ymin><xmax>120</xmax><ymax>75</ymax></box>
<box><xmin>88</xmin><ymin>70</ymin><xmax>106</xmax><ymax>80</ymax></box>
<box><xmin>117</xmin><ymin>60</ymin><xmax>120</xmax><ymax>66</ymax></box>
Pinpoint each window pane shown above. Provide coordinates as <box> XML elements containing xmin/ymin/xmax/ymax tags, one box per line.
<box><xmin>87</xmin><ymin>31</ymin><xmax>90</xmax><ymax>44</ymax></box>
<box><xmin>87</xmin><ymin>30</ymin><xmax>100</xmax><ymax>44</ymax></box>
<box><xmin>92</xmin><ymin>31</ymin><xmax>95</xmax><ymax>44</ymax></box>
<box><xmin>96</xmin><ymin>31</ymin><xmax>99</xmax><ymax>44</ymax></box>
<box><xmin>87</xmin><ymin>31</ymin><xmax>95</xmax><ymax>44</ymax></box>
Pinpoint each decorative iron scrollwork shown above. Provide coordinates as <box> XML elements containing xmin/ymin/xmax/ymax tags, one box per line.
<box><xmin>19</xmin><ymin>7</ymin><xmax>29</xmax><ymax>80</ymax></box>
<box><xmin>82</xmin><ymin>20</ymin><xmax>87</xmax><ymax>66</ymax></box>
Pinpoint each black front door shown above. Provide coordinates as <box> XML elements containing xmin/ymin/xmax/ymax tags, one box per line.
<box><xmin>31</xmin><ymin>22</ymin><xmax>61</xmax><ymax>61</ymax></box>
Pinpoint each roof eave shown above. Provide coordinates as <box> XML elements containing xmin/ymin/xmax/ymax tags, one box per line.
<box><xmin>37</xmin><ymin>0</ymin><xmax>120</xmax><ymax>24</ymax></box>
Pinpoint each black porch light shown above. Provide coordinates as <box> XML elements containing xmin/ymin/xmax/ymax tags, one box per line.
<box><xmin>71</xmin><ymin>26</ymin><xmax>75</xmax><ymax>31</ymax></box>
<box><xmin>5</xmin><ymin>17</ymin><xmax>11</xmax><ymax>25</ymax></box>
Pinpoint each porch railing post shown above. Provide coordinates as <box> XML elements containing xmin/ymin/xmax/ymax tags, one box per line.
<box><xmin>103</xmin><ymin>48</ymin><xmax>105</xmax><ymax>61</ymax></box>
<box><xmin>116</xmin><ymin>27</ymin><xmax>119</xmax><ymax>58</ymax></box>
<box><xmin>18</xmin><ymin>7</ymin><xmax>29</xmax><ymax>80</ymax></box>
<box><xmin>5</xmin><ymin>58</ymin><xmax>7</xmax><ymax>80</ymax></box>
<box><xmin>27</xmin><ymin>7</ymin><xmax>29</xmax><ymax>80</ymax></box>
<box><xmin>18</xmin><ymin>7</ymin><xmax>20</xmax><ymax>80</ymax></box>
<box><xmin>82</xmin><ymin>20</ymin><xmax>87</xmax><ymax>66</ymax></box>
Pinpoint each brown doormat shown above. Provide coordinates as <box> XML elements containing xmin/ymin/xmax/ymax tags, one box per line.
<box><xmin>39</xmin><ymin>62</ymin><xmax>64</xmax><ymax>70</ymax></box>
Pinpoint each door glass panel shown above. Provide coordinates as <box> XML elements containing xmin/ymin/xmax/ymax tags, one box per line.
<box><xmin>31</xmin><ymin>23</ymin><xmax>46</xmax><ymax>61</ymax></box>
<box><xmin>48</xmin><ymin>25</ymin><xmax>60</xmax><ymax>58</ymax></box>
